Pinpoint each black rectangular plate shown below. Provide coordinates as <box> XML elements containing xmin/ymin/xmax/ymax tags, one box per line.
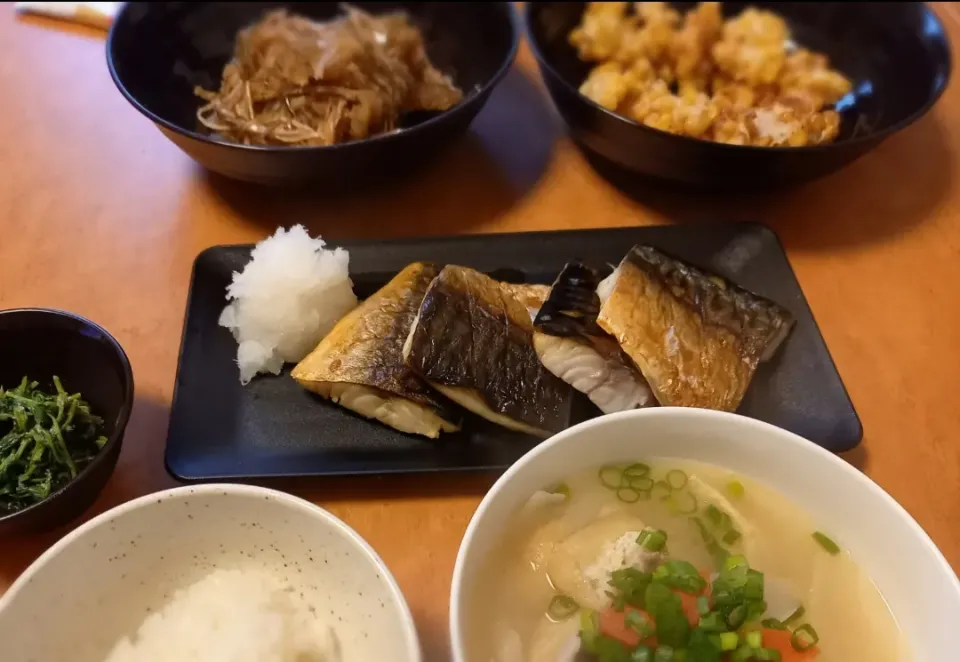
<box><xmin>166</xmin><ymin>223</ymin><xmax>862</xmax><ymax>481</ymax></box>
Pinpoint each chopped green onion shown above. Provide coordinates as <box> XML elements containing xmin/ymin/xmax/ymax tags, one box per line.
<box><xmin>547</xmin><ymin>594</ymin><xmax>580</xmax><ymax>621</ymax></box>
<box><xmin>593</xmin><ymin>634</ymin><xmax>633</xmax><ymax>661</ymax></box>
<box><xmin>730</xmin><ymin>645</ymin><xmax>755</xmax><ymax>662</ymax></box>
<box><xmin>754</xmin><ymin>649</ymin><xmax>782</xmax><ymax>662</ymax></box>
<box><xmin>722</xmin><ymin>529</ymin><xmax>742</xmax><ymax>545</ymax></box>
<box><xmin>638</xmin><ymin>529</ymin><xmax>668</xmax><ymax>552</ymax></box>
<box><xmin>629</xmin><ymin>475</ymin><xmax>655</xmax><ymax>492</ymax></box>
<box><xmin>666</xmin><ymin>469</ymin><xmax>688</xmax><ymax>489</ymax></box>
<box><xmin>624</xmin><ymin>463</ymin><xmax>652</xmax><ymax>478</ymax></box>
<box><xmin>704</xmin><ymin>504</ymin><xmax>725</xmax><ymax>527</ymax></box>
<box><xmin>579</xmin><ymin>609</ymin><xmax>600</xmax><ymax>653</ymax></box>
<box><xmin>617</xmin><ymin>487</ymin><xmax>642</xmax><ymax>503</ymax></box>
<box><xmin>726</xmin><ymin>604</ymin><xmax>747</xmax><ymax>630</ymax></box>
<box><xmin>790</xmin><ymin>624</ymin><xmax>819</xmax><ymax>651</ymax></box>
<box><xmin>666</xmin><ymin>490</ymin><xmax>698</xmax><ymax>515</ymax></box>
<box><xmin>812</xmin><ymin>531</ymin><xmax>841</xmax><ymax>555</ymax></box>
<box><xmin>644</xmin><ymin>582</ymin><xmax>690</xmax><ymax>648</ymax></box>
<box><xmin>626</xmin><ymin>610</ymin><xmax>655</xmax><ymax>638</ymax></box>
<box><xmin>691</xmin><ymin>517</ymin><xmax>730</xmax><ymax>567</ymax></box>
<box><xmin>743</xmin><ymin>570</ymin><xmax>764</xmax><ymax>600</ymax></box>
<box><xmin>600</xmin><ymin>465</ymin><xmax>625</xmax><ymax>489</ymax></box>
<box><xmin>696</xmin><ymin>596</ymin><xmax>711</xmax><ymax>616</ymax></box>
<box><xmin>724</xmin><ymin>555</ymin><xmax>748</xmax><ymax>571</ymax></box>
<box><xmin>718</xmin><ymin>632</ymin><xmax>739</xmax><ymax>651</ymax></box>
<box><xmin>746</xmin><ymin>600</ymin><xmax>768</xmax><ymax>623</ymax></box>
<box><xmin>745</xmin><ymin>631</ymin><xmax>763</xmax><ymax>649</ymax></box>
<box><xmin>697</xmin><ymin>611</ymin><xmax>726</xmax><ymax>632</ymax></box>
<box><xmin>654</xmin><ymin>645</ymin><xmax>675</xmax><ymax>662</ymax></box>
<box><xmin>726</xmin><ymin>480</ymin><xmax>745</xmax><ymax>498</ymax></box>
<box><xmin>783</xmin><ymin>605</ymin><xmax>805</xmax><ymax>626</ymax></box>
<box><xmin>651</xmin><ymin>480</ymin><xmax>673</xmax><ymax>500</ymax></box>
<box><xmin>653</xmin><ymin>560</ymin><xmax>707</xmax><ymax>594</ymax></box>
<box><xmin>761</xmin><ymin>618</ymin><xmax>787</xmax><ymax>630</ymax></box>
<box><xmin>608</xmin><ymin>567</ymin><xmax>653</xmax><ymax>609</ymax></box>
<box><xmin>631</xmin><ymin>645</ymin><xmax>653</xmax><ymax>662</ymax></box>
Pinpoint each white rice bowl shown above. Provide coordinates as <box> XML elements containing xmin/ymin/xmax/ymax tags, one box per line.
<box><xmin>0</xmin><ymin>485</ymin><xmax>421</xmax><ymax>662</ymax></box>
<box><xmin>219</xmin><ymin>225</ymin><xmax>357</xmax><ymax>384</ymax></box>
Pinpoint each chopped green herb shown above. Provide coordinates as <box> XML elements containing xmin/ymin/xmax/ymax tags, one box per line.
<box><xmin>722</xmin><ymin>529</ymin><xmax>742</xmax><ymax>545</ymax></box>
<box><xmin>653</xmin><ymin>560</ymin><xmax>707</xmax><ymax>594</ymax></box>
<box><xmin>726</xmin><ymin>480</ymin><xmax>745</xmax><ymax>499</ymax></box>
<box><xmin>691</xmin><ymin>517</ymin><xmax>730</xmax><ymax>567</ymax></box>
<box><xmin>745</xmin><ymin>631</ymin><xmax>763</xmax><ymax>649</ymax></box>
<box><xmin>594</xmin><ymin>634</ymin><xmax>633</xmax><ymax>662</ymax></box>
<box><xmin>600</xmin><ymin>465</ymin><xmax>625</xmax><ymax>489</ymax></box>
<box><xmin>629</xmin><ymin>475</ymin><xmax>655</xmax><ymax>492</ymax></box>
<box><xmin>580</xmin><ymin>609</ymin><xmax>601</xmax><ymax>653</ymax></box>
<box><xmin>760</xmin><ymin>618</ymin><xmax>787</xmax><ymax>631</ymax></box>
<box><xmin>546</xmin><ymin>594</ymin><xmax>579</xmax><ymax>621</ymax></box>
<box><xmin>631</xmin><ymin>644</ymin><xmax>653</xmax><ymax>662</ymax></box>
<box><xmin>624</xmin><ymin>463</ymin><xmax>652</xmax><ymax>478</ymax></box>
<box><xmin>645</xmin><ymin>582</ymin><xmax>690</xmax><ymax>648</ymax></box>
<box><xmin>718</xmin><ymin>632</ymin><xmax>740</xmax><ymax>651</ymax></box>
<box><xmin>783</xmin><ymin>605</ymin><xmax>805</xmax><ymax>626</ymax></box>
<box><xmin>626</xmin><ymin>610</ymin><xmax>655</xmax><ymax>638</ymax></box>
<box><xmin>754</xmin><ymin>649</ymin><xmax>782</xmax><ymax>662</ymax></box>
<box><xmin>654</xmin><ymin>644</ymin><xmax>676</xmax><ymax>662</ymax></box>
<box><xmin>609</xmin><ymin>567</ymin><xmax>653</xmax><ymax>609</ymax></box>
<box><xmin>665</xmin><ymin>469</ymin><xmax>689</xmax><ymax>489</ymax></box>
<box><xmin>617</xmin><ymin>487</ymin><xmax>643</xmax><ymax>503</ymax></box>
<box><xmin>637</xmin><ymin>529</ymin><xmax>668</xmax><ymax>552</ymax></box>
<box><xmin>0</xmin><ymin>376</ymin><xmax>107</xmax><ymax>513</ymax></box>
<box><xmin>812</xmin><ymin>531</ymin><xmax>841</xmax><ymax>555</ymax></box>
<box><xmin>666</xmin><ymin>490</ymin><xmax>699</xmax><ymax>515</ymax></box>
<box><xmin>790</xmin><ymin>624</ymin><xmax>819</xmax><ymax>652</ymax></box>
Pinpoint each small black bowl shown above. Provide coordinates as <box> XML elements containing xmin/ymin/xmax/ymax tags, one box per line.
<box><xmin>525</xmin><ymin>2</ymin><xmax>952</xmax><ymax>189</ymax></box>
<box><xmin>106</xmin><ymin>2</ymin><xmax>520</xmax><ymax>187</ymax></box>
<box><xmin>0</xmin><ymin>309</ymin><xmax>134</xmax><ymax>535</ymax></box>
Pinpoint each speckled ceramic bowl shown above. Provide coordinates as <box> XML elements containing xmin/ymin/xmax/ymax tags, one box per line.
<box><xmin>0</xmin><ymin>485</ymin><xmax>421</xmax><ymax>662</ymax></box>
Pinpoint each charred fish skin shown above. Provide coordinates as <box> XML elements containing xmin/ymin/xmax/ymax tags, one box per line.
<box><xmin>292</xmin><ymin>261</ymin><xmax>461</xmax><ymax>437</ymax></box>
<box><xmin>403</xmin><ymin>266</ymin><xmax>572</xmax><ymax>437</ymax></box>
<box><xmin>597</xmin><ymin>245</ymin><xmax>795</xmax><ymax>412</ymax></box>
<box><xmin>533</xmin><ymin>262</ymin><xmax>656</xmax><ymax>414</ymax></box>
<box><xmin>533</xmin><ymin>262</ymin><xmax>604</xmax><ymax>338</ymax></box>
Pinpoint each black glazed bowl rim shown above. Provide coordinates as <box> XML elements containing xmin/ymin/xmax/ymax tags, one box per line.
<box><xmin>0</xmin><ymin>308</ymin><xmax>135</xmax><ymax>528</ymax></box>
<box><xmin>523</xmin><ymin>1</ymin><xmax>953</xmax><ymax>155</ymax></box>
<box><xmin>105</xmin><ymin>1</ymin><xmax>522</xmax><ymax>153</ymax></box>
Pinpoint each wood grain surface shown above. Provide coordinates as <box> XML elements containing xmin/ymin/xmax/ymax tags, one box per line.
<box><xmin>1</xmin><ymin>4</ymin><xmax>959</xmax><ymax>661</ymax></box>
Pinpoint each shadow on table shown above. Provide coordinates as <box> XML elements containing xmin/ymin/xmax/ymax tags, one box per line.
<box><xmin>202</xmin><ymin>66</ymin><xmax>560</xmax><ymax>240</ymax></box>
<box><xmin>840</xmin><ymin>443</ymin><xmax>870</xmax><ymax>473</ymax></box>
<box><xmin>579</xmin><ymin>114</ymin><xmax>952</xmax><ymax>250</ymax></box>
<box><xmin>244</xmin><ymin>471</ymin><xmax>498</xmax><ymax>505</ymax></box>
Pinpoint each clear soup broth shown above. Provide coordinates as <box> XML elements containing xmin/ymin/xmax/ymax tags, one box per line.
<box><xmin>466</xmin><ymin>459</ymin><xmax>909</xmax><ymax>662</ymax></box>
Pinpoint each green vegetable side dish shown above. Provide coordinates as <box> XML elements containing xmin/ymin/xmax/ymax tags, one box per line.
<box><xmin>0</xmin><ymin>376</ymin><xmax>107</xmax><ymax>513</ymax></box>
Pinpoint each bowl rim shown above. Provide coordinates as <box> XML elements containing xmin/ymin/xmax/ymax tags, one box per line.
<box><xmin>105</xmin><ymin>1</ymin><xmax>521</xmax><ymax>154</ymax></box>
<box><xmin>523</xmin><ymin>1</ymin><xmax>953</xmax><ymax>154</ymax></box>
<box><xmin>448</xmin><ymin>407</ymin><xmax>960</xmax><ymax>658</ymax></box>
<box><xmin>0</xmin><ymin>307</ymin><xmax>134</xmax><ymax>526</ymax></box>
<box><xmin>0</xmin><ymin>483</ymin><xmax>423</xmax><ymax>662</ymax></box>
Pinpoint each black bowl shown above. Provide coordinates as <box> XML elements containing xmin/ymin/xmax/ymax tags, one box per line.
<box><xmin>525</xmin><ymin>2</ymin><xmax>952</xmax><ymax>189</ymax></box>
<box><xmin>0</xmin><ymin>309</ymin><xmax>134</xmax><ymax>535</ymax></box>
<box><xmin>106</xmin><ymin>2</ymin><xmax>520</xmax><ymax>187</ymax></box>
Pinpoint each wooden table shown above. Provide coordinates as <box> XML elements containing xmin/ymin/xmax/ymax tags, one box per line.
<box><xmin>1</xmin><ymin>4</ymin><xmax>959</xmax><ymax>660</ymax></box>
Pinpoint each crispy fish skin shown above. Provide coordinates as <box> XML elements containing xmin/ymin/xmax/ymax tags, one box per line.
<box><xmin>533</xmin><ymin>262</ymin><xmax>655</xmax><ymax>414</ymax></box>
<box><xmin>597</xmin><ymin>245</ymin><xmax>795</xmax><ymax>411</ymax></box>
<box><xmin>403</xmin><ymin>266</ymin><xmax>572</xmax><ymax>437</ymax></box>
<box><xmin>292</xmin><ymin>262</ymin><xmax>460</xmax><ymax>438</ymax></box>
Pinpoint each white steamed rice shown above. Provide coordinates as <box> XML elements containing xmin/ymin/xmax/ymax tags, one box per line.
<box><xmin>219</xmin><ymin>225</ymin><xmax>357</xmax><ymax>384</ymax></box>
<box><xmin>103</xmin><ymin>568</ymin><xmax>341</xmax><ymax>662</ymax></box>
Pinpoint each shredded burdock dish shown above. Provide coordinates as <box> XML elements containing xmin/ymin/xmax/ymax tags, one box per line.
<box><xmin>194</xmin><ymin>6</ymin><xmax>464</xmax><ymax>147</ymax></box>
